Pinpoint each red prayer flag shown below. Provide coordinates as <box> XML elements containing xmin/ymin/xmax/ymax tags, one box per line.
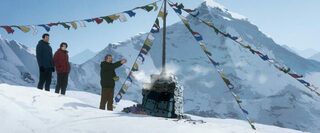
<box><xmin>94</xmin><ymin>18</ymin><xmax>104</xmax><ymax>24</ymax></box>
<box><xmin>1</xmin><ymin>26</ymin><xmax>14</xmax><ymax>34</ymax></box>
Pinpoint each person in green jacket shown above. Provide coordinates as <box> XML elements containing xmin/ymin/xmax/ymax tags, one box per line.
<box><xmin>100</xmin><ymin>54</ymin><xmax>127</xmax><ymax>110</ymax></box>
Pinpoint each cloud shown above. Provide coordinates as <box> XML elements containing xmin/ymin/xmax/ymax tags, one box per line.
<box><xmin>201</xmin><ymin>81</ymin><xmax>216</xmax><ymax>88</ymax></box>
<box><xmin>191</xmin><ymin>65</ymin><xmax>211</xmax><ymax>76</ymax></box>
<box><xmin>203</xmin><ymin>0</ymin><xmax>225</xmax><ymax>9</ymax></box>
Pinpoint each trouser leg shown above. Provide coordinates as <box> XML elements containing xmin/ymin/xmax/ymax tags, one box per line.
<box><xmin>37</xmin><ymin>69</ymin><xmax>46</xmax><ymax>90</ymax></box>
<box><xmin>99</xmin><ymin>89</ymin><xmax>108</xmax><ymax>110</ymax></box>
<box><xmin>106</xmin><ymin>88</ymin><xmax>114</xmax><ymax>111</ymax></box>
<box><xmin>55</xmin><ymin>73</ymin><xmax>62</xmax><ymax>94</ymax></box>
<box><xmin>44</xmin><ymin>70</ymin><xmax>52</xmax><ymax>91</ymax></box>
<box><xmin>61</xmin><ymin>73</ymin><xmax>68</xmax><ymax>95</ymax></box>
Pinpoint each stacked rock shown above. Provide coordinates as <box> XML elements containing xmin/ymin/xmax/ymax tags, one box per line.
<box><xmin>141</xmin><ymin>73</ymin><xmax>184</xmax><ymax>118</ymax></box>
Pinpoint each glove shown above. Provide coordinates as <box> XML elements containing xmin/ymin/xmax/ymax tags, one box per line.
<box><xmin>113</xmin><ymin>76</ymin><xmax>119</xmax><ymax>81</ymax></box>
<box><xmin>40</xmin><ymin>66</ymin><xmax>45</xmax><ymax>72</ymax></box>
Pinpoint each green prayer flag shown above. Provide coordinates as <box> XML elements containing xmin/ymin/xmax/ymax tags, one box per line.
<box><xmin>59</xmin><ymin>23</ymin><xmax>71</xmax><ymax>30</ymax></box>
<box><xmin>132</xmin><ymin>63</ymin><xmax>139</xmax><ymax>71</ymax></box>
<box><xmin>101</xmin><ymin>16</ymin><xmax>114</xmax><ymax>23</ymax></box>
<box><xmin>152</xmin><ymin>3</ymin><xmax>158</xmax><ymax>11</ymax></box>
<box><xmin>142</xmin><ymin>5</ymin><xmax>154</xmax><ymax>12</ymax></box>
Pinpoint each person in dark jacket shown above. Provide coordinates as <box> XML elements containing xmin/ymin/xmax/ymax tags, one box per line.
<box><xmin>53</xmin><ymin>42</ymin><xmax>70</xmax><ymax>95</ymax></box>
<box><xmin>100</xmin><ymin>54</ymin><xmax>127</xmax><ymax>110</ymax></box>
<box><xmin>36</xmin><ymin>34</ymin><xmax>55</xmax><ymax>91</ymax></box>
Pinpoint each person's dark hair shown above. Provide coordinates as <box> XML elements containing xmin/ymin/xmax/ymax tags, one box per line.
<box><xmin>60</xmin><ymin>42</ymin><xmax>68</xmax><ymax>48</ymax></box>
<box><xmin>105</xmin><ymin>54</ymin><xmax>112</xmax><ymax>60</ymax></box>
<box><xmin>42</xmin><ymin>33</ymin><xmax>49</xmax><ymax>39</ymax></box>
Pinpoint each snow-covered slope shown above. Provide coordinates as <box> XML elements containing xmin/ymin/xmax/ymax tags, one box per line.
<box><xmin>68</xmin><ymin>2</ymin><xmax>320</xmax><ymax>132</ymax></box>
<box><xmin>309</xmin><ymin>53</ymin><xmax>320</xmax><ymax>62</ymax></box>
<box><xmin>0</xmin><ymin>36</ymin><xmax>38</xmax><ymax>85</ymax></box>
<box><xmin>70</xmin><ymin>49</ymin><xmax>96</xmax><ymax>64</ymax></box>
<box><xmin>281</xmin><ymin>45</ymin><xmax>299</xmax><ymax>55</ymax></box>
<box><xmin>0</xmin><ymin>84</ymin><xmax>306</xmax><ymax>133</ymax></box>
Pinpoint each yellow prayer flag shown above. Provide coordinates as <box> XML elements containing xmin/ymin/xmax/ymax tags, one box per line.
<box><xmin>109</xmin><ymin>14</ymin><xmax>120</xmax><ymax>20</ymax></box>
<box><xmin>70</xmin><ymin>22</ymin><xmax>77</xmax><ymax>29</ymax></box>
<box><xmin>159</xmin><ymin>11</ymin><xmax>166</xmax><ymax>20</ymax></box>
<box><xmin>18</xmin><ymin>26</ymin><xmax>31</xmax><ymax>33</ymax></box>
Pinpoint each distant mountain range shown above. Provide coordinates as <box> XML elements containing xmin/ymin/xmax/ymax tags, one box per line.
<box><xmin>282</xmin><ymin>44</ymin><xmax>319</xmax><ymax>60</ymax></box>
<box><xmin>70</xmin><ymin>49</ymin><xmax>96</xmax><ymax>64</ymax></box>
<box><xmin>310</xmin><ymin>52</ymin><xmax>320</xmax><ymax>62</ymax></box>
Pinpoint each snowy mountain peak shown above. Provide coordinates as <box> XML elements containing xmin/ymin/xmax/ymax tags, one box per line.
<box><xmin>310</xmin><ymin>52</ymin><xmax>320</xmax><ymax>62</ymax></box>
<box><xmin>201</xmin><ymin>0</ymin><xmax>247</xmax><ymax>20</ymax></box>
<box><xmin>70</xmin><ymin>49</ymin><xmax>96</xmax><ymax>64</ymax></box>
<box><xmin>204</xmin><ymin>0</ymin><xmax>226</xmax><ymax>11</ymax></box>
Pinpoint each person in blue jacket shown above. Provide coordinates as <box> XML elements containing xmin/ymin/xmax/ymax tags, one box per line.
<box><xmin>36</xmin><ymin>33</ymin><xmax>55</xmax><ymax>91</ymax></box>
